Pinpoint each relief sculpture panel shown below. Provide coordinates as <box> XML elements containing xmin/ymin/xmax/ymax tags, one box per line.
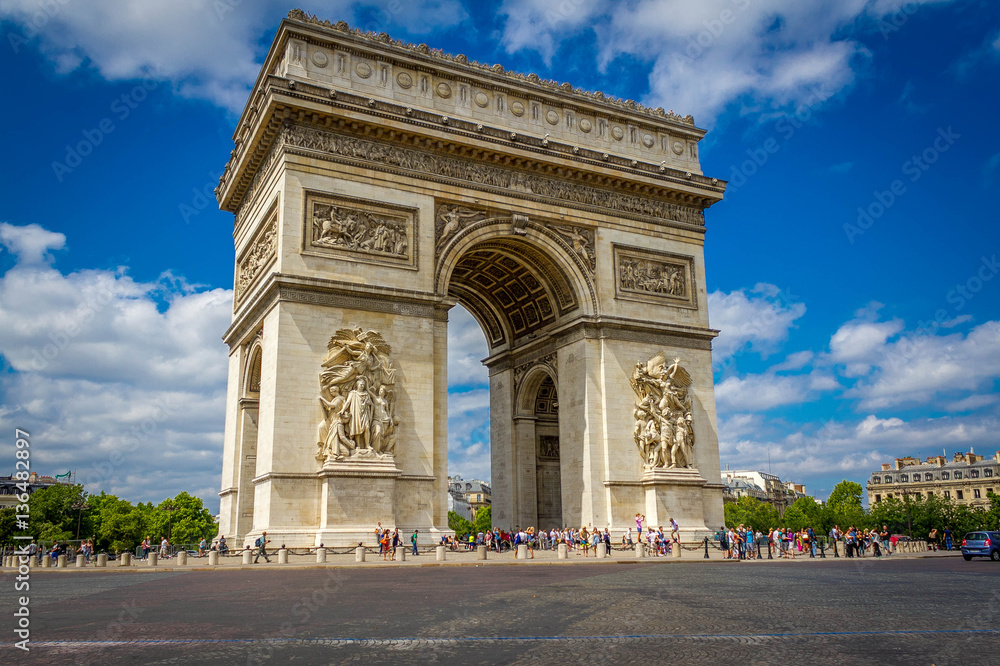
<box><xmin>614</xmin><ymin>245</ymin><xmax>696</xmax><ymax>308</ymax></box>
<box><xmin>304</xmin><ymin>191</ymin><xmax>417</xmax><ymax>269</ymax></box>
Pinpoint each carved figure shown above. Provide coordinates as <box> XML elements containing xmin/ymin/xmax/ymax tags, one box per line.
<box><xmin>318</xmin><ymin>328</ymin><xmax>399</xmax><ymax>463</ymax></box>
<box><xmin>311</xmin><ymin>202</ymin><xmax>408</xmax><ymax>258</ymax></box>
<box><xmin>436</xmin><ymin>204</ymin><xmax>484</xmax><ymax>249</ymax></box>
<box><xmin>620</xmin><ymin>257</ymin><xmax>687</xmax><ymax>297</ymax></box>
<box><xmin>552</xmin><ymin>225</ymin><xmax>596</xmax><ymax>273</ymax></box>
<box><xmin>630</xmin><ymin>354</ymin><xmax>695</xmax><ymax>470</ymax></box>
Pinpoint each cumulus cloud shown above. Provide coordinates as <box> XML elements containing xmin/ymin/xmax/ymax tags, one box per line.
<box><xmin>447</xmin><ymin>304</ymin><xmax>490</xmax><ymax>389</ymax></box>
<box><xmin>0</xmin><ymin>0</ymin><xmax>469</xmax><ymax>112</ymax></box>
<box><xmin>708</xmin><ymin>282</ymin><xmax>806</xmax><ymax>365</ymax></box>
<box><xmin>0</xmin><ymin>222</ymin><xmax>66</xmax><ymax>264</ymax></box>
<box><xmin>716</xmin><ymin>370</ymin><xmax>839</xmax><ymax>411</ymax></box>
<box><xmin>499</xmin><ymin>0</ymin><xmax>956</xmax><ymax>124</ymax></box>
<box><xmin>0</xmin><ymin>223</ymin><xmax>232</xmax><ymax>508</ymax></box>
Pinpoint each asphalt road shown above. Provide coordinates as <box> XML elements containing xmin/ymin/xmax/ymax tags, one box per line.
<box><xmin>3</xmin><ymin>556</ymin><xmax>998</xmax><ymax>664</ymax></box>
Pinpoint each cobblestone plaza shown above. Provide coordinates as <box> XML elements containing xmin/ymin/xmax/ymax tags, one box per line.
<box><xmin>4</xmin><ymin>553</ymin><xmax>997</xmax><ymax>664</ymax></box>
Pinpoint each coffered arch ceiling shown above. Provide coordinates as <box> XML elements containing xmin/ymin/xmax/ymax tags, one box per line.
<box><xmin>447</xmin><ymin>238</ymin><xmax>578</xmax><ymax>349</ymax></box>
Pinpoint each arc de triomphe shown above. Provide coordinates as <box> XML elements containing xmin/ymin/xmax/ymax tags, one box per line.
<box><xmin>216</xmin><ymin>10</ymin><xmax>727</xmax><ymax>548</ymax></box>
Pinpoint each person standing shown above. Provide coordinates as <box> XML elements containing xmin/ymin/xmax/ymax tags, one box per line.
<box><xmin>670</xmin><ymin>517</ymin><xmax>679</xmax><ymax>543</ymax></box>
<box><xmin>879</xmin><ymin>525</ymin><xmax>891</xmax><ymax>555</ymax></box>
<box><xmin>254</xmin><ymin>531</ymin><xmax>271</xmax><ymax>563</ymax></box>
<box><xmin>943</xmin><ymin>526</ymin><xmax>953</xmax><ymax>551</ymax></box>
<box><xmin>411</xmin><ymin>530</ymin><xmax>419</xmax><ymax>556</ymax></box>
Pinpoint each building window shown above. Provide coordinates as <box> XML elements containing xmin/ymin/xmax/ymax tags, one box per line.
<box><xmin>970</xmin><ymin>470</ymin><xmax>979</xmax><ymax>478</ymax></box>
<box><xmin>874</xmin><ymin>494</ymin><xmax>881</xmax><ymax>503</ymax></box>
<box><xmin>884</xmin><ymin>475</ymin><xmax>893</xmax><ymax>483</ymax></box>
<box><xmin>954</xmin><ymin>471</ymin><xmax>962</xmax><ymax>479</ymax></box>
<box><xmin>956</xmin><ymin>490</ymin><xmax>964</xmax><ymax>500</ymax></box>
<box><xmin>985</xmin><ymin>469</ymin><xmax>993</xmax><ymax>478</ymax></box>
<box><xmin>925</xmin><ymin>473</ymin><xmax>933</xmax><ymax>481</ymax></box>
<box><xmin>912</xmin><ymin>475</ymin><xmax>921</xmax><ymax>483</ymax></box>
<box><xmin>900</xmin><ymin>474</ymin><xmax>908</xmax><ymax>482</ymax></box>
<box><xmin>974</xmin><ymin>489</ymin><xmax>981</xmax><ymax>499</ymax></box>
<box><xmin>872</xmin><ymin>477</ymin><xmax>880</xmax><ymax>484</ymax></box>
<box><xmin>941</xmin><ymin>472</ymin><xmax>950</xmax><ymax>480</ymax></box>
<box><xmin>944</xmin><ymin>491</ymin><xmax>951</xmax><ymax>499</ymax></box>
<box><xmin>926</xmin><ymin>491</ymin><xmax>933</xmax><ymax>497</ymax></box>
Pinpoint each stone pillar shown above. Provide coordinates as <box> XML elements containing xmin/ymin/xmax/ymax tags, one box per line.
<box><xmin>120</xmin><ymin>553</ymin><xmax>131</xmax><ymax>566</ymax></box>
<box><xmin>673</xmin><ymin>543</ymin><xmax>681</xmax><ymax>558</ymax></box>
<box><xmin>97</xmin><ymin>553</ymin><xmax>107</xmax><ymax>567</ymax></box>
<box><xmin>240</xmin><ymin>549</ymin><xmax>251</xmax><ymax>564</ymax></box>
<box><xmin>177</xmin><ymin>551</ymin><xmax>188</xmax><ymax>566</ymax></box>
<box><xmin>278</xmin><ymin>548</ymin><xmax>289</xmax><ymax>564</ymax></box>
<box><xmin>76</xmin><ymin>554</ymin><xmax>85</xmax><ymax>567</ymax></box>
<box><xmin>596</xmin><ymin>543</ymin><xmax>607</xmax><ymax>558</ymax></box>
<box><xmin>316</xmin><ymin>548</ymin><xmax>327</xmax><ymax>563</ymax></box>
<box><xmin>477</xmin><ymin>545</ymin><xmax>487</xmax><ymax>560</ymax></box>
<box><xmin>635</xmin><ymin>543</ymin><xmax>645</xmax><ymax>558</ymax></box>
<box><xmin>516</xmin><ymin>544</ymin><xmax>528</xmax><ymax>560</ymax></box>
<box><xmin>42</xmin><ymin>554</ymin><xmax>52</xmax><ymax>568</ymax></box>
<box><xmin>355</xmin><ymin>546</ymin><xmax>366</xmax><ymax>562</ymax></box>
<box><xmin>57</xmin><ymin>554</ymin><xmax>67</xmax><ymax>568</ymax></box>
<box><xmin>436</xmin><ymin>545</ymin><xmax>446</xmax><ymax>561</ymax></box>
<box><xmin>148</xmin><ymin>552</ymin><xmax>158</xmax><ymax>566</ymax></box>
<box><xmin>394</xmin><ymin>548</ymin><xmax>406</xmax><ymax>562</ymax></box>
<box><xmin>558</xmin><ymin>543</ymin><xmax>568</xmax><ymax>559</ymax></box>
<box><xmin>208</xmin><ymin>551</ymin><xmax>219</xmax><ymax>566</ymax></box>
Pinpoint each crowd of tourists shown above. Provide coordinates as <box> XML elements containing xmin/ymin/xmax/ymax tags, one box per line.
<box><xmin>716</xmin><ymin>524</ymin><xmax>906</xmax><ymax>559</ymax></box>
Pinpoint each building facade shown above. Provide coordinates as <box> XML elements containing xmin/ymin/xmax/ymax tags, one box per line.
<box><xmin>721</xmin><ymin>470</ymin><xmax>808</xmax><ymax>512</ymax></box>
<box><xmin>0</xmin><ymin>472</ymin><xmax>61</xmax><ymax>509</ymax></box>
<box><xmin>447</xmin><ymin>476</ymin><xmax>491</xmax><ymax>520</ymax></box>
<box><xmin>867</xmin><ymin>451</ymin><xmax>999</xmax><ymax>508</ymax></box>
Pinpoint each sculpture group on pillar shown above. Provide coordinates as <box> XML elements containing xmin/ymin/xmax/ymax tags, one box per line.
<box><xmin>630</xmin><ymin>353</ymin><xmax>696</xmax><ymax>470</ymax></box>
<box><xmin>317</xmin><ymin>328</ymin><xmax>399</xmax><ymax>464</ymax></box>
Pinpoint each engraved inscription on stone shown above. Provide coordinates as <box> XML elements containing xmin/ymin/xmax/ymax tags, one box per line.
<box><xmin>304</xmin><ymin>191</ymin><xmax>416</xmax><ymax>268</ymax></box>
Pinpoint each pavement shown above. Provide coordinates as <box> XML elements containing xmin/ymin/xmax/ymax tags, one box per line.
<box><xmin>2</xmin><ymin>549</ymin><xmax>995</xmax><ymax>665</ymax></box>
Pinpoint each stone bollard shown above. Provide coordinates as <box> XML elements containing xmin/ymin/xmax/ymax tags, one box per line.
<box><xmin>242</xmin><ymin>549</ymin><xmax>252</xmax><ymax>565</ymax></box>
<box><xmin>208</xmin><ymin>551</ymin><xmax>219</xmax><ymax>566</ymax></box>
<box><xmin>148</xmin><ymin>552</ymin><xmax>158</xmax><ymax>566</ymax></box>
<box><xmin>316</xmin><ymin>548</ymin><xmax>327</xmax><ymax>564</ymax></box>
<box><xmin>278</xmin><ymin>548</ymin><xmax>289</xmax><ymax>564</ymax></box>
<box><xmin>635</xmin><ymin>543</ymin><xmax>645</xmax><ymax>558</ymax></box>
<box><xmin>177</xmin><ymin>551</ymin><xmax>188</xmax><ymax>566</ymax></box>
<box><xmin>477</xmin><ymin>545</ymin><xmax>487</xmax><ymax>561</ymax></box>
<box><xmin>597</xmin><ymin>543</ymin><xmax>607</xmax><ymax>558</ymax></box>
<box><xmin>97</xmin><ymin>553</ymin><xmax>107</xmax><ymax>568</ymax></box>
<box><xmin>516</xmin><ymin>544</ymin><xmax>528</xmax><ymax>560</ymax></box>
<box><xmin>673</xmin><ymin>542</ymin><xmax>682</xmax><ymax>558</ymax></box>
<box><xmin>436</xmin><ymin>545</ymin><xmax>446</xmax><ymax>561</ymax></box>
<box><xmin>57</xmin><ymin>555</ymin><xmax>67</xmax><ymax>568</ymax></box>
<box><xmin>76</xmin><ymin>554</ymin><xmax>85</xmax><ymax>568</ymax></box>
<box><xmin>120</xmin><ymin>553</ymin><xmax>132</xmax><ymax>566</ymax></box>
<box><xmin>42</xmin><ymin>554</ymin><xmax>52</xmax><ymax>568</ymax></box>
<box><xmin>558</xmin><ymin>543</ymin><xmax>568</xmax><ymax>559</ymax></box>
<box><xmin>394</xmin><ymin>548</ymin><xmax>406</xmax><ymax>562</ymax></box>
<box><xmin>355</xmin><ymin>546</ymin><xmax>366</xmax><ymax>563</ymax></box>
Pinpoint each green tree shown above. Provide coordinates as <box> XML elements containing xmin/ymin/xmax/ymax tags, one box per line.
<box><xmin>0</xmin><ymin>508</ymin><xmax>15</xmax><ymax>547</ymax></box>
<box><xmin>448</xmin><ymin>510</ymin><xmax>472</xmax><ymax>537</ymax></box>
<box><xmin>724</xmin><ymin>497</ymin><xmax>779</xmax><ymax>533</ymax></box>
<box><xmin>472</xmin><ymin>506</ymin><xmax>492</xmax><ymax>534</ymax></box>
<box><xmin>28</xmin><ymin>483</ymin><xmax>89</xmax><ymax>542</ymax></box>
<box><xmin>782</xmin><ymin>497</ymin><xmax>823</xmax><ymax>532</ymax></box>
<box><xmin>155</xmin><ymin>492</ymin><xmax>218</xmax><ymax>546</ymax></box>
<box><xmin>827</xmin><ymin>480</ymin><xmax>866</xmax><ymax>529</ymax></box>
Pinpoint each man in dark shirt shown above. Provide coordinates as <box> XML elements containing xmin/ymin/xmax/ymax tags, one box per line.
<box><xmin>943</xmin><ymin>527</ymin><xmax>953</xmax><ymax>550</ymax></box>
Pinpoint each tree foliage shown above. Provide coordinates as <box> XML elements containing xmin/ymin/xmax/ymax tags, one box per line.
<box><xmin>472</xmin><ymin>506</ymin><xmax>492</xmax><ymax>534</ymax></box>
<box><xmin>448</xmin><ymin>510</ymin><xmax>472</xmax><ymax>536</ymax></box>
<box><xmin>724</xmin><ymin>496</ymin><xmax>780</xmax><ymax>533</ymax></box>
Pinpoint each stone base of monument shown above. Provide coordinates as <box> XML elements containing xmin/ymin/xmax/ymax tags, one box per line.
<box><xmin>614</xmin><ymin>467</ymin><xmax>715</xmax><ymax>542</ymax></box>
<box><xmin>477</xmin><ymin>545</ymin><xmax>487</xmax><ymax>560</ymax></box>
<box><xmin>316</xmin><ymin>548</ymin><xmax>327</xmax><ymax>563</ymax></box>
<box><xmin>436</xmin><ymin>545</ymin><xmax>446</xmax><ymax>561</ymax></box>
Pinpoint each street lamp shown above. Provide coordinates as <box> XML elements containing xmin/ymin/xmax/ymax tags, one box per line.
<box><xmin>72</xmin><ymin>501</ymin><xmax>88</xmax><ymax>540</ymax></box>
<box><xmin>165</xmin><ymin>504</ymin><xmax>178</xmax><ymax>542</ymax></box>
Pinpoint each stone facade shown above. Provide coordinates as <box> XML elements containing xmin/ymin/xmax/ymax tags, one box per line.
<box><xmin>215</xmin><ymin>12</ymin><xmax>727</xmax><ymax>547</ymax></box>
<box><xmin>868</xmin><ymin>451</ymin><xmax>1000</xmax><ymax>508</ymax></box>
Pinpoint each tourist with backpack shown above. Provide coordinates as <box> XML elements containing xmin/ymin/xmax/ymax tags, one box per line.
<box><xmin>254</xmin><ymin>531</ymin><xmax>271</xmax><ymax>563</ymax></box>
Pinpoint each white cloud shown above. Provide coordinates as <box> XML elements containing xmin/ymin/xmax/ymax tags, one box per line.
<box><xmin>499</xmin><ymin>0</ymin><xmax>956</xmax><ymax>124</ymax></box>
<box><xmin>0</xmin><ymin>223</ymin><xmax>232</xmax><ymax>509</ymax></box>
<box><xmin>708</xmin><ymin>282</ymin><xmax>806</xmax><ymax>364</ymax></box>
<box><xmin>447</xmin><ymin>304</ymin><xmax>489</xmax><ymax>389</ymax></box>
<box><xmin>0</xmin><ymin>1</ymin><xmax>469</xmax><ymax>112</ymax></box>
<box><xmin>828</xmin><ymin>315</ymin><xmax>904</xmax><ymax>374</ymax></box>
<box><xmin>0</xmin><ymin>222</ymin><xmax>66</xmax><ymax>264</ymax></box>
<box><xmin>715</xmin><ymin>370</ymin><xmax>838</xmax><ymax>411</ymax></box>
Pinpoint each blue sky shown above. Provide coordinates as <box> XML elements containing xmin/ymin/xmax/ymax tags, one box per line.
<box><xmin>1</xmin><ymin>1</ymin><xmax>998</xmax><ymax>511</ymax></box>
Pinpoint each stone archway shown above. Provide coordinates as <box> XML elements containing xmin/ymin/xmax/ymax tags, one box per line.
<box><xmin>215</xmin><ymin>12</ymin><xmax>727</xmax><ymax>547</ymax></box>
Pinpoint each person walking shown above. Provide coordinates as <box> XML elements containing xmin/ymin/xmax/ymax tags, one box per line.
<box><xmin>411</xmin><ymin>529</ymin><xmax>419</xmax><ymax>556</ymax></box>
<box><xmin>254</xmin><ymin>531</ymin><xmax>271</xmax><ymax>563</ymax></box>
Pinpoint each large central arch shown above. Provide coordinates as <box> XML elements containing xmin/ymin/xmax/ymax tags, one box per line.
<box><xmin>215</xmin><ymin>12</ymin><xmax>727</xmax><ymax>547</ymax></box>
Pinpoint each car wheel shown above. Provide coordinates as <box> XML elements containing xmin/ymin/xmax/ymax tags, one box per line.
<box><xmin>991</xmin><ymin>550</ymin><xmax>1000</xmax><ymax>562</ymax></box>
<box><xmin>963</xmin><ymin>554</ymin><xmax>973</xmax><ymax>561</ymax></box>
